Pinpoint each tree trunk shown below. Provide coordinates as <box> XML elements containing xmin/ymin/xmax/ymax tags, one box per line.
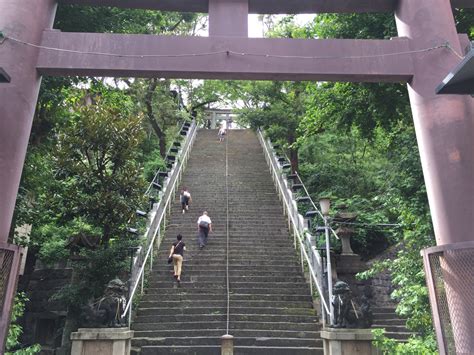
<box><xmin>290</xmin><ymin>148</ymin><xmax>299</xmax><ymax>174</ymax></box>
<box><xmin>144</xmin><ymin>79</ymin><xmax>167</xmax><ymax>158</ymax></box>
<box><xmin>288</xmin><ymin>134</ymin><xmax>299</xmax><ymax>174</ymax></box>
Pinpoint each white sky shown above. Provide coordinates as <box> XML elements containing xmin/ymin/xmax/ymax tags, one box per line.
<box><xmin>248</xmin><ymin>14</ymin><xmax>315</xmax><ymax>37</ymax></box>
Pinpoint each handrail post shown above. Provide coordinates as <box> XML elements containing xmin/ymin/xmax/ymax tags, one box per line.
<box><xmin>150</xmin><ymin>252</ymin><xmax>153</xmax><ymax>272</ymax></box>
<box><xmin>300</xmin><ymin>247</ymin><xmax>304</xmax><ymax>274</ymax></box>
<box><xmin>324</xmin><ymin>215</ymin><xmax>334</xmax><ymax>325</ymax></box>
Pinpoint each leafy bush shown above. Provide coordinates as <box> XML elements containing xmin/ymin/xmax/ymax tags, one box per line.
<box><xmin>372</xmin><ymin>329</ymin><xmax>437</xmax><ymax>354</ymax></box>
<box><xmin>6</xmin><ymin>293</ymin><xmax>41</xmax><ymax>355</ymax></box>
<box><xmin>142</xmin><ymin>148</ymin><xmax>166</xmax><ymax>181</ymax></box>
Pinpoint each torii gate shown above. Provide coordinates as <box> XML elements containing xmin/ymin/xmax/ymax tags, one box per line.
<box><xmin>1</xmin><ymin>0</ymin><xmax>474</xmax><ymax>352</ymax></box>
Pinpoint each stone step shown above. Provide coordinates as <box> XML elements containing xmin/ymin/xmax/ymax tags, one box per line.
<box><xmin>152</xmin><ymin>270</ymin><xmax>304</xmax><ymax>278</ymax></box>
<box><xmin>133</xmin><ymin>329</ymin><xmax>320</xmax><ymax>339</ymax></box>
<box><xmin>371</xmin><ymin>324</ymin><xmax>409</xmax><ymax>333</ymax></box>
<box><xmin>145</xmin><ymin>281</ymin><xmax>310</xmax><ymax>290</ymax></box>
<box><xmin>132</xmin><ymin>321</ymin><xmax>320</xmax><ymax>332</ymax></box>
<box><xmin>148</xmin><ymin>276</ymin><xmax>306</xmax><ymax>284</ymax></box>
<box><xmin>134</xmin><ymin>313</ymin><xmax>319</xmax><ymax>324</ymax></box>
<box><xmin>132</xmin><ymin>336</ymin><xmax>321</xmax><ymax>348</ymax></box>
<box><xmin>138</xmin><ymin>345</ymin><xmax>323</xmax><ymax>355</ymax></box>
<box><xmin>383</xmin><ymin>331</ymin><xmax>413</xmax><ymax>340</ymax></box>
<box><xmin>371</xmin><ymin>318</ymin><xmax>405</xmax><ymax>326</ymax></box>
<box><xmin>157</xmin><ymin>254</ymin><xmax>298</xmax><ymax>260</ymax></box>
<box><xmin>138</xmin><ymin>299</ymin><xmax>312</xmax><ymax>309</ymax></box>
<box><xmin>137</xmin><ymin>306</ymin><xmax>316</xmax><ymax>317</ymax></box>
<box><xmin>233</xmin><ymin>346</ymin><xmax>324</xmax><ymax>355</ymax></box>
<box><xmin>154</xmin><ymin>260</ymin><xmax>300</xmax><ymax>267</ymax></box>
<box><xmin>155</xmin><ymin>255</ymin><xmax>298</xmax><ymax>261</ymax></box>
<box><xmin>373</xmin><ymin>312</ymin><xmax>405</xmax><ymax>320</ymax></box>
<box><xmin>140</xmin><ymin>293</ymin><xmax>312</xmax><ymax>302</ymax></box>
<box><xmin>153</xmin><ymin>268</ymin><xmax>301</xmax><ymax>276</ymax></box>
<box><xmin>372</xmin><ymin>307</ymin><xmax>398</xmax><ymax>313</ymax></box>
<box><xmin>144</xmin><ymin>287</ymin><xmax>311</xmax><ymax>296</ymax></box>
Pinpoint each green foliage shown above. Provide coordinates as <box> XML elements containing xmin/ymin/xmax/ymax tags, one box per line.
<box><xmin>55</xmin><ymin>6</ymin><xmax>198</xmax><ymax>35</ymax></box>
<box><xmin>37</xmin><ymin>218</ymin><xmax>101</xmax><ymax>266</ymax></box>
<box><xmin>302</xmin><ymin>82</ymin><xmax>411</xmax><ymax>141</ymax></box>
<box><xmin>53</xmin><ymin>239</ymin><xmax>136</xmax><ymax>308</ymax></box>
<box><xmin>142</xmin><ymin>149</ymin><xmax>167</xmax><ymax>181</ymax></box>
<box><xmin>310</xmin><ymin>13</ymin><xmax>396</xmax><ymax>39</ymax></box>
<box><xmin>53</xmin><ymin>89</ymin><xmax>146</xmax><ymax>245</ymax></box>
<box><xmin>372</xmin><ymin>329</ymin><xmax>437</xmax><ymax>354</ymax></box>
<box><xmin>19</xmin><ymin>86</ymin><xmax>148</xmax><ymax>311</ymax></box>
<box><xmin>6</xmin><ymin>293</ymin><xmax>41</xmax><ymax>355</ymax></box>
<box><xmin>453</xmin><ymin>9</ymin><xmax>474</xmax><ymax>40</ymax></box>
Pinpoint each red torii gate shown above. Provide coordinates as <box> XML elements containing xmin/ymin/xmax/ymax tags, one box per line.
<box><xmin>1</xmin><ymin>0</ymin><xmax>474</xmax><ymax>352</ymax></box>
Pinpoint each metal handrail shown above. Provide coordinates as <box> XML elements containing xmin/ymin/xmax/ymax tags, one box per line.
<box><xmin>293</xmin><ymin>171</ymin><xmax>340</xmax><ymax>240</ymax></box>
<box><xmin>144</xmin><ymin>119</ymin><xmax>191</xmax><ymax>196</ymax></box>
<box><xmin>122</xmin><ymin>120</ymin><xmax>198</xmax><ymax>324</ymax></box>
<box><xmin>257</xmin><ymin>130</ymin><xmax>332</xmax><ymax>321</ymax></box>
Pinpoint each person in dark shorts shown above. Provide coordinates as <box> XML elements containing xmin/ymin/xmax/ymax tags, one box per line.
<box><xmin>180</xmin><ymin>187</ymin><xmax>192</xmax><ymax>214</ymax></box>
<box><xmin>168</xmin><ymin>234</ymin><xmax>186</xmax><ymax>283</ymax></box>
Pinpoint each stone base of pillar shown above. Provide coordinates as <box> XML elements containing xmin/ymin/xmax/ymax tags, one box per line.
<box><xmin>320</xmin><ymin>328</ymin><xmax>379</xmax><ymax>355</ymax></box>
<box><xmin>335</xmin><ymin>254</ymin><xmax>366</xmax><ymax>274</ymax></box>
<box><xmin>221</xmin><ymin>333</ymin><xmax>234</xmax><ymax>355</ymax></box>
<box><xmin>70</xmin><ymin>328</ymin><xmax>133</xmax><ymax>355</ymax></box>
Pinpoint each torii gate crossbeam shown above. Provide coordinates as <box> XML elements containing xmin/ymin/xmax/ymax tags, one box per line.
<box><xmin>37</xmin><ymin>33</ymin><xmax>415</xmax><ymax>81</ymax></box>
<box><xmin>56</xmin><ymin>0</ymin><xmax>474</xmax><ymax>13</ymax></box>
<box><xmin>1</xmin><ymin>0</ymin><xmax>474</xmax><ymax>353</ymax></box>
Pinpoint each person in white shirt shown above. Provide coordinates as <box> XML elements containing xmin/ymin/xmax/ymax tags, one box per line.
<box><xmin>218</xmin><ymin>126</ymin><xmax>226</xmax><ymax>142</ymax></box>
<box><xmin>180</xmin><ymin>187</ymin><xmax>192</xmax><ymax>214</ymax></box>
<box><xmin>197</xmin><ymin>211</ymin><xmax>212</xmax><ymax>249</ymax></box>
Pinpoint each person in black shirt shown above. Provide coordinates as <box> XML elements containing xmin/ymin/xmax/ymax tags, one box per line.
<box><xmin>168</xmin><ymin>234</ymin><xmax>186</xmax><ymax>283</ymax></box>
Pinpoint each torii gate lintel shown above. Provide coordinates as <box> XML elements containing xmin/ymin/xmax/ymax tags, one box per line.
<box><xmin>36</xmin><ymin>32</ymin><xmax>416</xmax><ymax>81</ymax></box>
<box><xmin>56</xmin><ymin>0</ymin><xmax>474</xmax><ymax>14</ymax></box>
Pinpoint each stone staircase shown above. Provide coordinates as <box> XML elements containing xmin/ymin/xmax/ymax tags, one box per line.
<box><xmin>372</xmin><ymin>306</ymin><xmax>413</xmax><ymax>341</ymax></box>
<box><xmin>131</xmin><ymin>129</ymin><xmax>322</xmax><ymax>354</ymax></box>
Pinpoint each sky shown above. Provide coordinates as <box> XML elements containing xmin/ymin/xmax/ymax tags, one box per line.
<box><xmin>248</xmin><ymin>14</ymin><xmax>315</xmax><ymax>37</ymax></box>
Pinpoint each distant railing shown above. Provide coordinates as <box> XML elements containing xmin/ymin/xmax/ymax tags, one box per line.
<box><xmin>122</xmin><ymin>119</ymin><xmax>198</xmax><ymax>325</ymax></box>
<box><xmin>257</xmin><ymin>130</ymin><xmax>338</xmax><ymax>326</ymax></box>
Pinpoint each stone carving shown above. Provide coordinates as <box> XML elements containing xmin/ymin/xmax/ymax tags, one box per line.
<box><xmin>358</xmin><ymin>286</ymin><xmax>374</xmax><ymax>328</ymax></box>
<box><xmin>332</xmin><ymin>280</ymin><xmax>353</xmax><ymax>328</ymax></box>
<box><xmin>332</xmin><ymin>281</ymin><xmax>373</xmax><ymax>329</ymax></box>
<box><xmin>80</xmin><ymin>278</ymin><xmax>127</xmax><ymax>328</ymax></box>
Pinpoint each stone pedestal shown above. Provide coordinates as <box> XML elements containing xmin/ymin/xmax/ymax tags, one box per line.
<box><xmin>336</xmin><ymin>254</ymin><xmax>366</xmax><ymax>275</ymax></box>
<box><xmin>320</xmin><ymin>328</ymin><xmax>379</xmax><ymax>355</ymax></box>
<box><xmin>71</xmin><ymin>328</ymin><xmax>133</xmax><ymax>355</ymax></box>
<box><xmin>221</xmin><ymin>334</ymin><xmax>234</xmax><ymax>355</ymax></box>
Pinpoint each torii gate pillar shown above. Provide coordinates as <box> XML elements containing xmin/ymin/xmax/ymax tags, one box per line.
<box><xmin>397</xmin><ymin>0</ymin><xmax>474</xmax><ymax>352</ymax></box>
<box><xmin>0</xmin><ymin>0</ymin><xmax>57</xmax><ymax>349</ymax></box>
<box><xmin>0</xmin><ymin>0</ymin><xmax>57</xmax><ymax>243</ymax></box>
<box><xmin>209</xmin><ymin>0</ymin><xmax>248</xmax><ymax>37</ymax></box>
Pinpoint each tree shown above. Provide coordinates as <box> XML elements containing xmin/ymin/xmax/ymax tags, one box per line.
<box><xmin>234</xmin><ymin>80</ymin><xmax>307</xmax><ymax>172</ymax></box>
<box><xmin>294</xmin><ymin>9</ymin><xmax>474</xmax><ymax>352</ymax></box>
<box><xmin>131</xmin><ymin>78</ymin><xmax>187</xmax><ymax>158</ymax></box>
<box><xmin>53</xmin><ymin>88</ymin><xmax>146</xmax><ymax>246</ymax></box>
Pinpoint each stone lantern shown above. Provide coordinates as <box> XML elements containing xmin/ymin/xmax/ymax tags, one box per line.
<box><xmin>333</xmin><ymin>208</ymin><xmax>358</xmax><ymax>256</ymax></box>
